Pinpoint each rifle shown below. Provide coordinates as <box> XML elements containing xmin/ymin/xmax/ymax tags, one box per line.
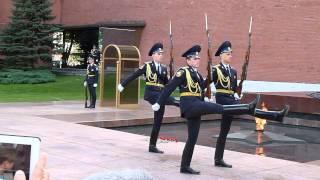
<box><xmin>84</xmin><ymin>83</ymin><xmax>88</xmax><ymax>108</ymax></box>
<box><xmin>204</xmin><ymin>13</ymin><xmax>213</xmax><ymax>99</ymax></box>
<box><xmin>236</xmin><ymin>16</ymin><xmax>253</xmax><ymax>95</ymax></box>
<box><xmin>169</xmin><ymin>20</ymin><xmax>174</xmax><ymax>79</ymax></box>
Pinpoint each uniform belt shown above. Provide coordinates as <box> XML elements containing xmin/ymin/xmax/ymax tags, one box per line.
<box><xmin>88</xmin><ymin>75</ymin><xmax>96</xmax><ymax>77</ymax></box>
<box><xmin>146</xmin><ymin>82</ymin><xmax>164</xmax><ymax>88</ymax></box>
<box><xmin>216</xmin><ymin>89</ymin><xmax>234</xmax><ymax>94</ymax></box>
<box><xmin>180</xmin><ymin>92</ymin><xmax>201</xmax><ymax>97</ymax></box>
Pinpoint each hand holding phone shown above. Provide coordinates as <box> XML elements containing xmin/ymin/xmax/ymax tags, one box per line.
<box><xmin>0</xmin><ymin>134</ymin><xmax>41</xmax><ymax>180</ymax></box>
<box><xmin>13</xmin><ymin>153</ymin><xmax>49</xmax><ymax>180</ymax></box>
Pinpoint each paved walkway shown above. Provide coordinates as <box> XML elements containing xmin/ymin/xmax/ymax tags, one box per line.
<box><xmin>0</xmin><ymin>101</ymin><xmax>319</xmax><ymax>179</ymax></box>
<box><xmin>0</xmin><ymin>100</ymin><xmax>219</xmax><ymax>127</ymax></box>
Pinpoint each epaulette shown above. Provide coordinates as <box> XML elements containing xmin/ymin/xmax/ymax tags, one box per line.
<box><xmin>139</xmin><ymin>62</ymin><xmax>149</xmax><ymax>69</ymax></box>
<box><xmin>181</xmin><ymin>66</ymin><xmax>189</xmax><ymax>70</ymax></box>
<box><xmin>175</xmin><ymin>67</ymin><xmax>187</xmax><ymax>78</ymax></box>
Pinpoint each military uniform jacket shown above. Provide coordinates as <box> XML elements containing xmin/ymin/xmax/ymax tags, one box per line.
<box><xmin>212</xmin><ymin>63</ymin><xmax>237</xmax><ymax>94</ymax></box>
<box><xmin>85</xmin><ymin>64</ymin><xmax>99</xmax><ymax>84</ymax></box>
<box><xmin>121</xmin><ymin>61</ymin><xmax>169</xmax><ymax>104</ymax></box>
<box><xmin>157</xmin><ymin>66</ymin><xmax>208</xmax><ymax>116</ymax></box>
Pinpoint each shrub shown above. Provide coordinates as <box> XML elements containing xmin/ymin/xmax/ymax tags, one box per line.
<box><xmin>0</xmin><ymin>69</ymin><xmax>56</xmax><ymax>84</ymax></box>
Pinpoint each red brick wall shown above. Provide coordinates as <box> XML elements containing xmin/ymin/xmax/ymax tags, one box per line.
<box><xmin>0</xmin><ymin>0</ymin><xmax>12</xmax><ymax>28</ymax></box>
<box><xmin>0</xmin><ymin>0</ymin><xmax>61</xmax><ymax>25</ymax></box>
<box><xmin>51</xmin><ymin>0</ymin><xmax>62</xmax><ymax>24</ymax></box>
<box><xmin>1</xmin><ymin>0</ymin><xmax>320</xmax><ymax>83</ymax></box>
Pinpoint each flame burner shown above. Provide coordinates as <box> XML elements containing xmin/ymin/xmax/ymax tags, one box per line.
<box><xmin>255</xmin><ymin>102</ymin><xmax>267</xmax><ymax>132</ymax></box>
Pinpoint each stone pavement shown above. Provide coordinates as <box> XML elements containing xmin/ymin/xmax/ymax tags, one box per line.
<box><xmin>0</xmin><ymin>100</ymin><xmax>219</xmax><ymax>128</ymax></box>
<box><xmin>0</xmin><ymin>101</ymin><xmax>320</xmax><ymax>179</ymax></box>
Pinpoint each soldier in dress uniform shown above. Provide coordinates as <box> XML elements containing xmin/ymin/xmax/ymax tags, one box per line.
<box><xmin>152</xmin><ymin>45</ymin><xmax>261</xmax><ymax>175</ymax></box>
<box><xmin>84</xmin><ymin>56</ymin><xmax>99</xmax><ymax>109</ymax></box>
<box><xmin>117</xmin><ymin>42</ymin><xmax>179</xmax><ymax>154</ymax></box>
<box><xmin>212</xmin><ymin>41</ymin><xmax>290</xmax><ymax>168</ymax></box>
<box><xmin>90</xmin><ymin>45</ymin><xmax>100</xmax><ymax>63</ymax></box>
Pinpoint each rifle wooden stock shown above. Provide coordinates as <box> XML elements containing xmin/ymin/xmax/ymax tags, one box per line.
<box><xmin>236</xmin><ymin>49</ymin><xmax>250</xmax><ymax>95</ymax></box>
<box><xmin>205</xmin><ymin>43</ymin><xmax>213</xmax><ymax>98</ymax></box>
<box><xmin>84</xmin><ymin>85</ymin><xmax>88</xmax><ymax>108</ymax></box>
<box><xmin>236</xmin><ymin>16</ymin><xmax>253</xmax><ymax>95</ymax></box>
<box><xmin>169</xmin><ymin>33</ymin><xmax>174</xmax><ymax>79</ymax></box>
<box><xmin>204</xmin><ymin>14</ymin><xmax>213</xmax><ymax>99</ymax></box>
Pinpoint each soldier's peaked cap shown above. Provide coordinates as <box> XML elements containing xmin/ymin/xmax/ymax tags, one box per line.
<box><xmin>215</xmin><ymin>41</ymin><xmax>232</xmax><ymax>56</ymax></box>
<box><xmin>148</xmin><ymin>42</ymin><xmax>164</xmax><ymax>56</ymax></box>
<box><xmin>182</xmin><ymin>45</ymin><xmax>201</xmax><ymax>59</ymax></box>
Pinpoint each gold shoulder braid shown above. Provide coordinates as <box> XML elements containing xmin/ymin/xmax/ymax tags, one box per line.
<box><xmin>184</xmin><ymin>68</ymin><xmax>201</xmax><ymax>94</ymax></box>
<box><xmin>215</xmin><ymin>67</ymin><xmax>231</xmax><ymax>89</ymax></box>
<box><xmin>176</xmin><ymin>70</ymin><xmax>183</xmax><ymax>77</ymax></box>
<box><xmin>146</xmin><ymin>63</ymin><xmax>157</xmax><ymax>83</ymax></box>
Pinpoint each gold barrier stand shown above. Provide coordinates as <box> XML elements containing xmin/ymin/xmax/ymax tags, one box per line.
<box><xmin>99</xmin><ymin>44</ymin><xmax>141</xmax><ymax>108</ymax></box>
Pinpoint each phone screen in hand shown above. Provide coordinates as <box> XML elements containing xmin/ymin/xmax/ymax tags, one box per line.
<box><xmin>0</xmin><ymin>134</ymin><xmax>40</xmax><ymax>180</ymax></box>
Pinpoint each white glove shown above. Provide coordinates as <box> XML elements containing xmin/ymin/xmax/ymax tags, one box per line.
<box><xmin>204</xmin><ymin>97</ymin><xmax>215</xmax><ymax>103</ymax></box>
<box><xmin>117</xmin><ymin>84</ymin><xmax>124</xmax><ymax>92</ymax></box>
<box><xmin>152</xmin><ymin>103</ymin><xmax>160</xmax><ymax>111</ymax></box>
<box><xmin>93</xmin><ymin>83</ymin><xmax>97</xmax><ymax>87</ymax></box>
<box><xmin>234</xmin><ymin>93</ymin><xmax>243</xmax><ymax>100</ymax></box>
<box><xmin>83</xmin><ymin>81</ymin><xmax>87</xmax><ymax>87</ymax></box>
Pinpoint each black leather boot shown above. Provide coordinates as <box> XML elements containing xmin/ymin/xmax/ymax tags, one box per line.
<box><xmin>149</xmin><ymin>145</ymin><xmax>163</xmax><ymax>154</ymax></box>
<box><xmin>215</xmin><ymin>159</ymin><xmax>232</xmax><ymax>168</ymax></box>
<box><xmin>180</xmin><ymin>142</ymin><xmax>199</xmax><ymax>174</ymax></box>
<box><xmin>223</xmin><ymin>94</ymin><xmax>261</xmax><ymax>115</ymax></box>
<box><xmin>254</xmin><ymin>105</ymin><xmax>290</xmax><ymax>122</ymax></box>
<box><xmin>180</xmin><ymin>167</ymin><xmax>200</xmax><ymax>175</ymax></box>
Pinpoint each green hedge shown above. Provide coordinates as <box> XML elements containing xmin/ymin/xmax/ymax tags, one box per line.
<box><xmin>0</xmin><ymin>69</ymin><xmax>56</xmax><ymax>84</ymax></box>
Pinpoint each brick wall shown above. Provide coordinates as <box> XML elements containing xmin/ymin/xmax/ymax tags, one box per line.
<box><xmin>1</xmin><ymin>0</ymin><xmax>320</xmax><ymax>83</ymax></box>
<box><xmin>0</xmin><ymin>0</ymin><xmax>61</xmax><ymax>25</ymax></box>
<box><xmin>0</xmin><ymin>0</ymin><xmax>12</xmax><ymax>28</ymax></box>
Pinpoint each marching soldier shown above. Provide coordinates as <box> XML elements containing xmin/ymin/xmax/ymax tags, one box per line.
<box><xmin>152</xmin><ymin>45</ymin><xmax>261</xmax><ymax>175</ymax></box>
<box><xmin>84</xmin><ymin>56</ymin><xmax>99</xmax><ymax>109</ymax></box>
<box><xmin>117</xmin><ymin>42</ymin><xmax>179</xmax><ymax>154</ymax></box>
<box><xmin>212</xmin><ymin>41</ymin><xmax>290</xmax><ymax>168</ymax></box>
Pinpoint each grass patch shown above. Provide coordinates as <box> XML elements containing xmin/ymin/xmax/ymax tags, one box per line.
<box><xmin>0</xmin><ymin>75</ymin><xmax>86</xmax><ymax>102</ymax></box>
<box><xmin>0</xmin><ymin>75</ymin><xmax>179</xmax><ymax>103</ymax></box>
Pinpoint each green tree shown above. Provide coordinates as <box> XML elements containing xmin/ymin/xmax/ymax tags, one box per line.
<box><xmin>0</xmin><ymin>0</ymin><xmax>60</xmax><ymax>69</ymax></box>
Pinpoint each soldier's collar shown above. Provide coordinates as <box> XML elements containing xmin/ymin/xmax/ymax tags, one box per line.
<box><xmin>187</xmin><ymin>65</ymin><xmax>197</xmax><ymax>72</ymax></box>
<box><xmin>153</xmin><ymin>61</ymin><xmax>160</xmax><ymax>66</ymax></box>
<box><xmin>221</xmin><ymin>62</ymin><xmax>230</xmax><ymax>69</ymax></box>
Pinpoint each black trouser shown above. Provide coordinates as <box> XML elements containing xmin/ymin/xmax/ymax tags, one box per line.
<box><xmin>213</xmin><ymin>93</ymin><xmax>287</xmax><ymax>161</ymax></box>
<box><xmin>182</xmin><ymin>100</ymin><xmax>224</xmax><ymax>119</ymax></box>
<box><xmin>181</xmin><ymin>99</ymin><xmax>225</xmax><ymax>168</ymax></box>
<box><xmin>181</xmin><ymin>117</ymin><xmax>201</xmax><ymax>168</ymax></box>
<box><xmin>214</xmin><ymin>93</ymin><xmax>239</xmax><ymax>161</ymax></box>
<box><xmin>149</xmin><ymin>96</ymin><xmax>179</xmax><ymax>147</ymax></box>
<box><xmin>88</xmin><ymin>84</ymin><xmax>97</xmax><ymax>108</ymax></box>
